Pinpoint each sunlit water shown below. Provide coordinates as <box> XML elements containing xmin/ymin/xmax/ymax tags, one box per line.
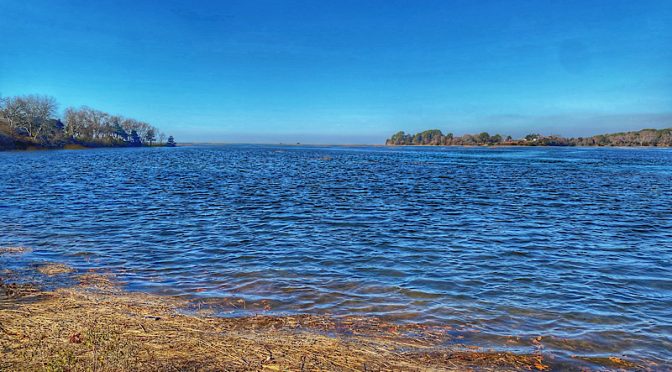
<box><xmin>1</xmin><ymin>145</ymin><xmax>671</xmax><ymax>365</ymax></box>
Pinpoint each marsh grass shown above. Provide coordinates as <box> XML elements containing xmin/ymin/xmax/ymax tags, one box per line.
<box><xmin>0</xmin><ymin>264</ymin><xmax>645</xmax><ymax>371</ymax></box>
<box><xmin>0</xmin><ymin>271</ymin><xmax>554</xmax><ymax>371</ymax></box>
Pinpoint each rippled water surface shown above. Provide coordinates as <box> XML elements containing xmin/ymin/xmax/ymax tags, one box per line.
<box><xmin>1</xmin><ymin>145</ymin><xmax>671</xmax><ymax>364</ymax></box>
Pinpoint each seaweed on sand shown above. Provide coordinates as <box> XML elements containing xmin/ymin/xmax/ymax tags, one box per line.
<box><xmin>0</xmin><ymin>268</ymin><xmax>553</xmax><ymax>371</ymax></box>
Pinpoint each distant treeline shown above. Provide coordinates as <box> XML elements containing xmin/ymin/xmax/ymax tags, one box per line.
<box><xmin>386</xmin><ymin>128</ymin><xmax>672</xmax><ymax>147</ymax></box>
<box><xmin>0</xmin><ymin>94</ymin><xmax>176</xmax><ymax>150</ymax></box>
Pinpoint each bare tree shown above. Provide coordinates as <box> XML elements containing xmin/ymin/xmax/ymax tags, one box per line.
<box><xmin>19</xmin><ymin>95</ymin><xmax>58</xmax><ymax>139</ymax></box>
<box><xmin>0</xmin><ymin>96</ymin><xmax>28</xmax><ymax>132</ymax></box>
<box><xmin>64</xmin><ymin>107</ymin><xmax>83</xmax><ymax>139</ymax></box>
<box><xmin>63</xmin><ymin>105</ymin><xmax>160</xmax><ymax>146</ymax></box>
<box><xmin>3</xmin><ymin>94</ymin><xmax>167</xmax><ymax>149</ymax></box>
<box><xmin>144</xmin><ymin>128</ymin><xmax>156</xmax><ymax>146</ymax></box>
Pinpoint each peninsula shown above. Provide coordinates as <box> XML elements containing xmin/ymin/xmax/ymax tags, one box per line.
<box><xmin>0</xmin><ymin>94</ymin><xmax>175</xmax><ymax>151</ymax></box>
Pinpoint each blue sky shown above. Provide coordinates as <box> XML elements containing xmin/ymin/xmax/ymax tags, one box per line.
<box><xmin>1</xmin><ymin>0</ymin><xmax>671</xmax><ymax>144</ymax></box>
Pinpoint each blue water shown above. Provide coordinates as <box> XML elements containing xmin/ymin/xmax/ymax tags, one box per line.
<box><xmin>1</xmin><ymin>145</ymin><xmax>671</xmax><ymax>365</ymax></box>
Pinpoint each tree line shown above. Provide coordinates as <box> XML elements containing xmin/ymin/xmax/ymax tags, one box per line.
<box><xmin>0</xmin><ymin>94</ymin><xmax>176</xmax><ymax>150</ymax></box>
<box><xmin>386</xmin><ymin>128</ymin><xmax>672</xmax><ymax>147</ymax></box>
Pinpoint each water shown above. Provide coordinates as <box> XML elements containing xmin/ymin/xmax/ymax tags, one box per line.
<box><xmin>1</xmin><ymin>145</ymin><xmax>671</xmax><ymax>365</ymax></box>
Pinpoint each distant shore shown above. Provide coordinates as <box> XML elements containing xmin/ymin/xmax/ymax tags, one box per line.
<box><xmin>386</xmin><ymin>128</ymin><xmax>672</xmax><ymax>147</ymax></box>
<box><xmin>4</xmin><ymin>142</ymin><xmax>671</xmax><ymax>153</ymax></box>
<box><xmin>384</xmin><ymin>143</ymin><xmax>672</xmax><ymax>148</ymax></box>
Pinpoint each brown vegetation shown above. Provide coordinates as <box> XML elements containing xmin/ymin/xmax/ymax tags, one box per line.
<box><xmin>0</xmin><ymin>246</ymin><xmax>31</xmax><ymax>254</ymax></box>
<box><xmin>0</xmin><ymin>260</ymin><xmax>653</xmax><ymax>371</ymax></box>
<box><xmin>36</xmin><ymin>263</ymin><xmax>75</xmax><ymax>276</ymax></box>
<box><xmin>0</xmin><ymin>268</ymin><xmax>556</xmax><ymax>371</ymax></box>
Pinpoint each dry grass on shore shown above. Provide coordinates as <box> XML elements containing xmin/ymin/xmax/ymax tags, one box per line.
<box><xmin>0</xmin><ymin>267</ymin><xmax>554</xmax><ymax>372</ymax></box>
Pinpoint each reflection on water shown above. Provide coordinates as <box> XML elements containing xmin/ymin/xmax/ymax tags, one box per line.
<box><xmin>1</xmin><ymin>145</ymin><xmax>671</xmax><ymax>365</ymax></box>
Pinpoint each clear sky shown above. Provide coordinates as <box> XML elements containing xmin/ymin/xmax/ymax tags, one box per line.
<box><xmin>1</xmin><ymin>0</ymin><xmax>671</xmax><ymax>144</ymax></box>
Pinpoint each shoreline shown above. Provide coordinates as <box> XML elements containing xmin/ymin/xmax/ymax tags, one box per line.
<box><xmin>383</xmin><ymin>144</ymin><xmax>672</xmax><ymax>149</ymax></box>
<box><xmin>0</xmin><ymin>257</ymin><xmax>649</xmax><ymax>371</ymax></box>
<box><xmin>3</xmin><ymin>142</ymin><xmax>671</xmax><ymax>152</ymax></box>
<box><xmin>0</xmin><ymin>143</ymin><xmax>171</xmax><ymax>152</ymax></box>
<box><xmin>1</xmin><ymin>266</ymin><xmax>548</xmax><ymax>371</ymax></box>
